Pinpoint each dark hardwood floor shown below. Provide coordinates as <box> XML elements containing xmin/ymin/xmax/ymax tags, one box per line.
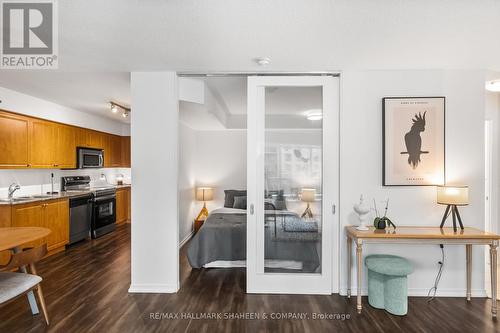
<box><xmin>0</xmin><ymin>224</ymin><xmax>498</xmax><ymax>332</ymax></box>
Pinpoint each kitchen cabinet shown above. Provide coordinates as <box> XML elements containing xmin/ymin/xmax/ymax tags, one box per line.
<box><xmin>76</xmin><ymin>128</ymin><xmax>104</xmax><ymax>149</ymax></box>
<box><xmin>0</xmin><ymin>111</ymin><xmax>30</xmax><ymax>168</ymax></box>
<box><xmin>11</xmin><ymin>199</ymin><xmax>69</xmax><ymax>253</ymax></box>
<box><xmin>116</xmin><ymin>187</ymin><xmax>131</xmax><ymax>224</ymax></box>
<box><xmin>121</xmin><ymin>136</ymin><xmax>131</xmax><ymax>167</ymax></box>
<box><xmin>0</xmin><ymin>109</ymin><xmax>130</xmax><ymax>169</ymax></box>
<box><xmin>30</xmin><ymin>119</ymin><xmax>57</xmax><ymax>168</ymax></box>
<box><xmin>104</xmin><ymin>134</ymin><xmax>122</xmax><ymax>167</ymax></box>
<box><xmin>55</xmin><ymin>124</ymin><xmax>77</xmax><ymax>168</ymax></box>
<box><xmin>0</xmin><ymin>205</ymin><xmax>12</xmax><ymax>265</ymax></box>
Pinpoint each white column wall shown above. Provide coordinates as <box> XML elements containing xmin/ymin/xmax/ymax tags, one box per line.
<box><xmin>129</xmin><ymin>72</ymin><xmax>179</xmax><ymax>293</ymax></box>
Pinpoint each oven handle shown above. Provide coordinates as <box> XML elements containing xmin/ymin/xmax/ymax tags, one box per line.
<box><xmin>93</xmin><ymin>194</ymin><xmax>116</xmax><ymax>202</ymax></box>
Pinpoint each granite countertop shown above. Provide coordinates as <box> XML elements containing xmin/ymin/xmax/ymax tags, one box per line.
<box><xmin>0</xmin><ymin>184</ymin><xmax>131</xmax><ymax>206</ymax></box>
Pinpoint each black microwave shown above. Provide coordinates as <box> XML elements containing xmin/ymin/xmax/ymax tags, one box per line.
<box><xmin>77</xmin><ymin>148</ymin><xmax>104</xmax><ymax>168</ymax></box>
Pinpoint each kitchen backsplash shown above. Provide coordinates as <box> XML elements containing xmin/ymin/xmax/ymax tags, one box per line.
<box><xmin>0</xmin><ymin>168</ymin><xmax>131</xmax><ymax>198</ymax></box>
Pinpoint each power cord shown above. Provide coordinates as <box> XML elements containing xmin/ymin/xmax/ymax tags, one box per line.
<box><xmin>427</xmin><ymin>244</ymin><xmax>445</xmax><ymax>302</ymax></box>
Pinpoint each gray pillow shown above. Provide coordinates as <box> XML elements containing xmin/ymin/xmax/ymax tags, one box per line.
<box><xmin>233</xmin><ymin>196</ymin><xmax>247</xmax><ymax>210</ymax></box>
<box><xmin>224</xmin><ymin>190</ymin><xmax>247</xmax><ymax>208</ymax></box>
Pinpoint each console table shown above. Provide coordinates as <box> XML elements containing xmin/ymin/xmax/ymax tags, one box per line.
<box><xmin>345</xmin><ymin>226</ymin><xmax>500</xmax><ymax>317</ymax></box>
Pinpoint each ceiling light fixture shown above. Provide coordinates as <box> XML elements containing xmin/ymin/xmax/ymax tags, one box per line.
<box><xmin>255</xmin><ymin>57</ymin><xmax>271</xmax><ymax>66</ymax></box>
<box><xmin>485</xmin><ymin>80</ymin><xmax>500</xmax><ymax>92</ymax></box>
<box><xmin>306</xmin><ymin>110</ymin><xmax>323</xmax><ymax>121</ymax></box>
<box><xmin>109</xmin><ymin>101</ymin><xmax>131</xmax><ymax>118</ymax></box>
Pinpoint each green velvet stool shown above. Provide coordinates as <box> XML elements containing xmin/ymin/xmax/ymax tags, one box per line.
<box><xmin>365</xmin><ymin>254</ymin><xmax>413</xmax><ymax>316</ymax></box>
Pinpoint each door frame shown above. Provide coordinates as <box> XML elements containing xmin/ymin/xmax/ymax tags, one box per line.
<box><xmin>246</xmin><ymin>75</ymin><xmax>340</xmax><ymax>294</ymax></box>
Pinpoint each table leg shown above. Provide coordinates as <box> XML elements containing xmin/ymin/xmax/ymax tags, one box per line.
<box><xmin>347</xmin><ymin>236</ymin><xmax>352</xmax><ymax>298</ymax></box>
<box><xmin>356</xmin><ymin>240</ymin><xmax>363</xmax><ymax>314</ymax></box>
<box><xmin>13</xmin><ymin>246</ymin><xmax>40</xmax><ymax>315</ymax></box>
<box><xmin>490</xmin><ymin>241</ymin><xmax>498</xmax><ymax>317</ymax></box>
<box><xmin>466</xmin><ymin>244</ymin><xmax>472</xmax><ymax>301</ymax></box>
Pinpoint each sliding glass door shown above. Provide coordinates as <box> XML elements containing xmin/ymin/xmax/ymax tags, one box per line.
<box><xmin>247</xmin><ymin>76</ymin><xmax>339</xmax><ymax>294</ymax></box>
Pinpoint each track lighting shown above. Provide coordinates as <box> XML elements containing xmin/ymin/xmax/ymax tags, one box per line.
<box><xmin>109</xmin><ymin>101</ymin><xmax>131</xmax><ymax>118</ymax></box>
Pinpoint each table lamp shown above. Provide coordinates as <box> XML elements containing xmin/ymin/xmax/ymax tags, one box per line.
<box><xmin>301</xmin><ymin>188</ymin><xmax>316</xmax><ymax>219</ymax></box>
<box><xmin>195</xmin><ymin>187</ymin><xmax>213</xmax><ymax>221</ymax></box>
<box><xmin>437</xmin><ymin>185</ymin><xmax>469</xmax><ymax>232</ymax></box>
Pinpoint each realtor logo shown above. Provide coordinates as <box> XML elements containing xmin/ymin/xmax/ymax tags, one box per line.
<box><xmin>1</xmin><ymin>0</ymin><xmax>58</xmax><ymax>69</ymax></box>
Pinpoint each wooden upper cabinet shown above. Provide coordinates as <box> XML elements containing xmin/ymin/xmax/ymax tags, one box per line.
<box><xmin>0</xmin><ymin>110</ymin><xmax>130</xmax><ymax>169</ymax></box>
<box><xmin>76</xmin><ymin>128</ymin><xmax>104</xmax><ymax>149</ymax></box>
<box><xmin>111</xmin><ymin>135</ymin><xmax>122</xmax><ymax>167</ymax></box>
<box><xmin>55</xmin><ymin>124</ymin><xmax>76</xmax><ymax>168</ymax></box>
<box><xmin>30</xmin><ymin>119</ymin><xmax>57</xmax><ymax>168</ymax></box>
<box><xmin>121</xmin><ymin>136</ymin><xmax>131</xmax><ymax>167</ymax></box>
<box><xmin>0</xmin><ymin>111</ymin><xmax>30</xmax><ymax>168</ymax></box>
<box><xmin>103</xmin><ymin>134</ymin><xmax>122</xmax><ymax>167</ymax></box>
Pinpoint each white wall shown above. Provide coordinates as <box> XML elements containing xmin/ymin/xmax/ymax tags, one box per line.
<box><xmin>178</xmin><ymin>123</ymin><xmax>197</xmax><ymax>244</ymax></box>
<box><xmin>129</xmin><ymin>72</ymin><xmax>179</xmax><ymax>293</ymax></box>
<box><xmin>0</xmin><ymin>168</ymin><xmax>131</xmax><ymax>198</ymax></box>
<box><xmin>485</xmin><ymin>74</ymin><xmax>500</xmax><ymax>235</ymax></box>
<box><xmin>0</xmin><ymin>86</ymin><xmax>130</xmax><ymax>136</ymax></box>
<box><xmin>341</xmin><ymin>70</ymin><xmax>487</xmax><ymax>297</ymax></box>
<box><xmin>194</xmin><ymin>130</ymin><xmax>247</xmax><ymax>211</ymax></box>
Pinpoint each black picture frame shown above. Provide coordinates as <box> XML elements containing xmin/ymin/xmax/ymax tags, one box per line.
<box><xmin>382</xmin><ymin>96</ymin><xmax>446</xmax><ymax>186</ymax></box>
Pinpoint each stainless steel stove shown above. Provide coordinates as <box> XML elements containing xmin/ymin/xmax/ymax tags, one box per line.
<box><xmin>62</xmin><ymin>176</ymin><xmax>116</xmax><ymax>239</ymax></box>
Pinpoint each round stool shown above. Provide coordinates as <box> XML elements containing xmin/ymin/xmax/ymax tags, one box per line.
<box><xmin>365</xmin><ymin>254</ymin><xmax>414</xmax><ymax>316</ymax></box>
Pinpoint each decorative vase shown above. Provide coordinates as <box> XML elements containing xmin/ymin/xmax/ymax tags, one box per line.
<box><xmin>353</xmin><ymin>195</ymin><xmax>371</xmax><ymax>231</ymax></box>
<box><xmin>374</xmin><ymin>216</ymin><xmax>396</xmax><ymax>230</ymax></box>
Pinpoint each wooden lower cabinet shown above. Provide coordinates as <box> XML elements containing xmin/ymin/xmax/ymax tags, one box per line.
<box><xmin>116</xmin><ymin>187</ymin><xmax>131</xmax><ymax>224</ymax></box>
<box><xmin>11</xmin><ymin>199</ymin><xmax>69</xmax><ymax>254</ymax></box>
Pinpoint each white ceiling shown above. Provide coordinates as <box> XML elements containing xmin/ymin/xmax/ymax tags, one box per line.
<box><xmin>0</xmin><ymin>72</ymin><xmax>131</xmax><ymax>123</ymax></box>
<box><xmin>179</xmin><ymin>77</ymin><xmax>323</xmax><ymax>130</ymax></box>
<box><xmin>0</xmin><ymin>1</ymin><xmax>500</xmax><ymax>125</ymax></box>
<box><xmin>54</xmin><ymin>0</ymin><xmax>500</xmax><ymax>71</ymax></box>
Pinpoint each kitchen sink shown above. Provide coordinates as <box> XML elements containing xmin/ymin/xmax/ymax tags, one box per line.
<box><xmin>0</xmin><ymin>198</ymin><xmax>30</xmax><ymax>202</ymax></box>
<box><xmin>0</xmin><ymin>194</ymin><xmax>55</xmax><ymax>203</ymax></box>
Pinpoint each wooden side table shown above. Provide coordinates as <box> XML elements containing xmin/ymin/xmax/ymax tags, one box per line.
<box><xmin>194</xmin><ymin>219</ymin><xmax>205</xmax><ymax>233</ymax></box>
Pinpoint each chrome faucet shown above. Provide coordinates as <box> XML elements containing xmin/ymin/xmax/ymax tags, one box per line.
<box><xmin>8</xmin><ymin>182</ymin><xmax>20</xmax><ymax>199</ymax></box>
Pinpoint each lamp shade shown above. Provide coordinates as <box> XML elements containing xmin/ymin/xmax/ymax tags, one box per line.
<box><xmin>196</xmin><ymin>187</ymin><xmax>213</xmax><ymax>201</ymax></box>
<box><xmin>301</xmin><ymin>188</ymin><xmax>316</xmax><ymax>202</ymax></box>
<box><xmin>437</xmin><ymin>186</ymin><xmax>469</xmax><ymax>206</ymax></box>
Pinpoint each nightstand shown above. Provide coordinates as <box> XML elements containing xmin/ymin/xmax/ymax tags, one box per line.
<box><xmin>194</xmin><ymin>219</ymin><xmax>205</xmax><ymax>233</ymax></box>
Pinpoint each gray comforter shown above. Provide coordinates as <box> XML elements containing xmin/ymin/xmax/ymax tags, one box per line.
<box><xmin>187</xmin><ymin>211</ymin><xmax>320</xmax><ymax>271</ymax></box>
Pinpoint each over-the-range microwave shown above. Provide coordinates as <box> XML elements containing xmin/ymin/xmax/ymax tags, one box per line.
<box><xmin>77</xmin><ymin>148</ymin><xmax>104</xmax><ymax>168</ymax></box>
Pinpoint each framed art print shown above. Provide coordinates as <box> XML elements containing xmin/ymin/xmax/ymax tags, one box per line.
<box><xmin>383</xmin><ymin>97</ymin><xmax>445</xmax><ymax>186</ymax></box>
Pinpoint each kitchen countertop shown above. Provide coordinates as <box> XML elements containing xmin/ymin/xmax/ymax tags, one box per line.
<box><xmin>0</xmin><ymin>184</ymin><xmax>131</xmax><ymax>206</ymax></box>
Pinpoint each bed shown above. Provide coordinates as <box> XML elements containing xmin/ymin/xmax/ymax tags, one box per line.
<box><xmin>187</xmin><ymin>207</ymin><xmax>321</xmax><ymax>272</ymax></box>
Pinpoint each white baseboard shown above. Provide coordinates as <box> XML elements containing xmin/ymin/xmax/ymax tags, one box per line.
<box><xmin>128</xmin><ymin>284</ymin><xmax>179</xmax><ymax>293</ymax></box>
<box><xmin>338</xmin><ymin>287</ymin><xmax>487</xmax><ymax>298</ymax></box>
<box><xmin>179</xmin><ymin>230</ymin><xmax>194</xmax><ymax>248</ymax></box>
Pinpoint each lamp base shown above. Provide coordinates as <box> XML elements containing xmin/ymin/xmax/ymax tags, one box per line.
<box><xmin>439</xmin><ymin>204</ymin><xmax>464</xmax><ymax>232</ymax></box>
<box><xmin>196</xmin><ymin>203</ymin><xmax>209</xmax><ymax>221</ymax></box>
<box><xmin>301</xmin><ymin>203</ymin><xmax>313</xmax><ymax>219</ymax></box>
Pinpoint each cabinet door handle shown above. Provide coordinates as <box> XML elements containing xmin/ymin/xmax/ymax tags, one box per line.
<box><xmin>249</xmin><ymin>204</ymin><xmax>254</xmax><ymax>215</ymax></box>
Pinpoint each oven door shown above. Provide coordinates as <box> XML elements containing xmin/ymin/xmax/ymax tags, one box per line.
<box><xmin>92</xmin><ymin>195</ymin><xmax>116</xmax><ymax>230</ymax></box>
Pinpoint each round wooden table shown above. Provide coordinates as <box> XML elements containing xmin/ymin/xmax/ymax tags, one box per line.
<box><xmin>0</xmin><ymin>227</ymin><xmax>51</xmax><ymax>251</ymax></box>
